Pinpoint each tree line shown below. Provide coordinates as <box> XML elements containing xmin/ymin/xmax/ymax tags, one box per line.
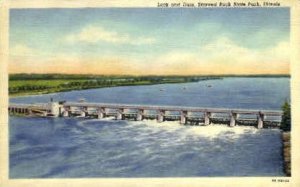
<box><xmin>9</xmin><ymin>76</ymin><xmax>216</xmax><ymax>94</ymax></box>
<box><xmin>281</xmin><ymin>101</ymin><xmax>291</xmax><ymax>131</ymax></box>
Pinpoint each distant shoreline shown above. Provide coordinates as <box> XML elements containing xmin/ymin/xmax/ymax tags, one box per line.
<box><xmin>8</xmin><ymin>81</ymin><xmax>201</xmax><ymax>98</ymax></box>
<box><xmin>9</xmin><ymin>73</ymin><xmax>290</xmax><ymax>79</ymax></box>
<box><xmin>9</xmin><ymin>77</ymin><xmax>221</xmax><ymax>97</ymax></box>
<box><xmin>9</xmin><ymin>74</ymin><xmax>290</xmax><ymax>97</ymax></box>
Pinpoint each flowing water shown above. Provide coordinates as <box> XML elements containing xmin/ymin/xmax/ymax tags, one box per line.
<box><xmin>9</xmin><ymin>77</ymin><xmax>290</xmax><ymax>178</ymax></box>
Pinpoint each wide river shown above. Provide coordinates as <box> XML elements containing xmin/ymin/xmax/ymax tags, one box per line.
<box><xmin>9</xmin><ymin>77</ymin><xmax>290</xmax><ymax>178</ymax></box>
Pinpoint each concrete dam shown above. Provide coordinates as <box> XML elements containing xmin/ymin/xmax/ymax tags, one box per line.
<box><xmin>8</xmin><ymin>100</ymin><xmax>283</xmax><ymax>129</ymax></box>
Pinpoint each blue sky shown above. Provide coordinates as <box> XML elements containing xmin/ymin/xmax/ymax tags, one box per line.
<box><xmin>9</xmin><ymin>8</ymin><xmax>290</xmax><ymax>75</ymax></box>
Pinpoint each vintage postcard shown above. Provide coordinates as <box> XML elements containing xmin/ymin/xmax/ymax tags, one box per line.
<box><xmin>0</xmin><ymin>0</ymin><xmax>300</xmax><ymax>186</ymax></box>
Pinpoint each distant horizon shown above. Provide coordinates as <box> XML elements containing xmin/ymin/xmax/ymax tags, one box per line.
<box><xmin>10</xmin><ymin>8</ymin><xmax>290</xmax><ymax>75</ymax></box>
<box><xmin>9</xmin><ymin>73</ymin><xmax>290</xmax><ymax>77</ymax></box>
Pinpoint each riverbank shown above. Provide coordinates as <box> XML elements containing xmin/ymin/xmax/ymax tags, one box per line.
<box><xmin>9</xmin><ymin>74</ymin><xmax>221</xmax><ymax>97</ymax></box>
<box><xmin>9</xmin><ymin>74</ymin><xmax>290</xmax><ymax>97</ymax></box>
<box><xmin>282</xmin><ymin>132</ymin><xmax>291</xmax><ymax>176</ymax></box>
<box><xmin>9</xmin><ymin>81</ymin><xmax>182</xmax><ymax>97</ymax></box>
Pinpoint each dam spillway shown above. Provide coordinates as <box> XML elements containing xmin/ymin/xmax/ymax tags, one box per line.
<box><xmin>8</xmin><ymin>101</ymin><xmax>283</xmax><ymax>129</ymax></box>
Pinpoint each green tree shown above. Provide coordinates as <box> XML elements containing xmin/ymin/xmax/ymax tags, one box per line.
<box><xmin>281</xmin><ymin>101</ymin><xmax>291</xmax><ymax>131</ymax></box>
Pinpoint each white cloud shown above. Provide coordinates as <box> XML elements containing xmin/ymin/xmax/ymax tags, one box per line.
<box><xmin>9</xmin><ymin>37</ymin><xmax>289</xmax><ymax>75</ymax></box>
<box><xmin>10</xmin><ymin>44</ymin><xmax>34</xmax><ymax>56</ymax></box>
<box><xmin>142</xmin><ymin>37</ymin><xmax>290</xmax><ymax>75</ymax></box>
<box><xmin>65</xmin><ymin>25</ymin><xmax>156</xmax><ymax>45</ymax></box>
<box><xmin>200</xmin><ymin>36</ymin><xmax>289</xmax><ymax>62</ymax></box>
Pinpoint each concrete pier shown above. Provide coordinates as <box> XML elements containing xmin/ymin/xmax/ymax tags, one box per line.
<box><xmin>97</xmin><ymin>108</ymin><xmax>105</xmax><ymax>119</ymax></box>
<box><xmin>80</xmin><ymin>111</ymin><xmax>86</xmax><ymax>117</ymax></box>
<box><xmin>117</xmin><ymin>109</ymin><xmax>124</xmax><ymax>120</ymax></box>
<box><xmin>97</xmin><ymin>112</ymin><xmax>104</xmax><ymax>119</ymax></box>
<box><xmin>204</xmin><ymin>112</ymin><xmax>210</xmax><ymax>126</ymax></box>
<box><xmin>230</xmin><ymin>113</ymin><xmax>237</xmax><ymax>127</ymax></box>
<box><xmin>49</xmin><ymin>102</ymin><xmax>60</xmax><ymax>117</ymax></box>
<box><xmin>157</xmin><ymin>110</ymin><xmax>165</xmax><ymax>123</ymax></box>
<box><xmin>136</xmin><ymin>109</ymin><xmax>144</xmax><ymax>121</ymax></box>
<box><xmin>180</xmin><ymin>111</ymin><xmax>187</xmax><ymax>124</ymax></box>
<box><xmin>257</xmin><ymin>112</ymin><xmax>264</xmax><ymax>129</ymax></box>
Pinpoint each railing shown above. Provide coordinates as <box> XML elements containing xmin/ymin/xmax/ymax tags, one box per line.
<box><xmin>63</xmin><ymin>102</ymin><xmax>283</xmax><ymax>116</ymax></box>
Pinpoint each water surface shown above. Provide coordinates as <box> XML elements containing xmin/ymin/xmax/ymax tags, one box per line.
<box><xmin>10</xmin><ymin>78</ymin><xmax>289</xmax><ymax>110</ymax></box>
<box><xmin>9</xmin><ymin>78</ymin><xmax>289</xmax><ymax>178</ymax></box>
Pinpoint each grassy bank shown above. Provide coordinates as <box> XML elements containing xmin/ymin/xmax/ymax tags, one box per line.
<box><xmin>9</xmin><ymin>74</ymin><xmax>221</xmax><ymax>97</ymax></box>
